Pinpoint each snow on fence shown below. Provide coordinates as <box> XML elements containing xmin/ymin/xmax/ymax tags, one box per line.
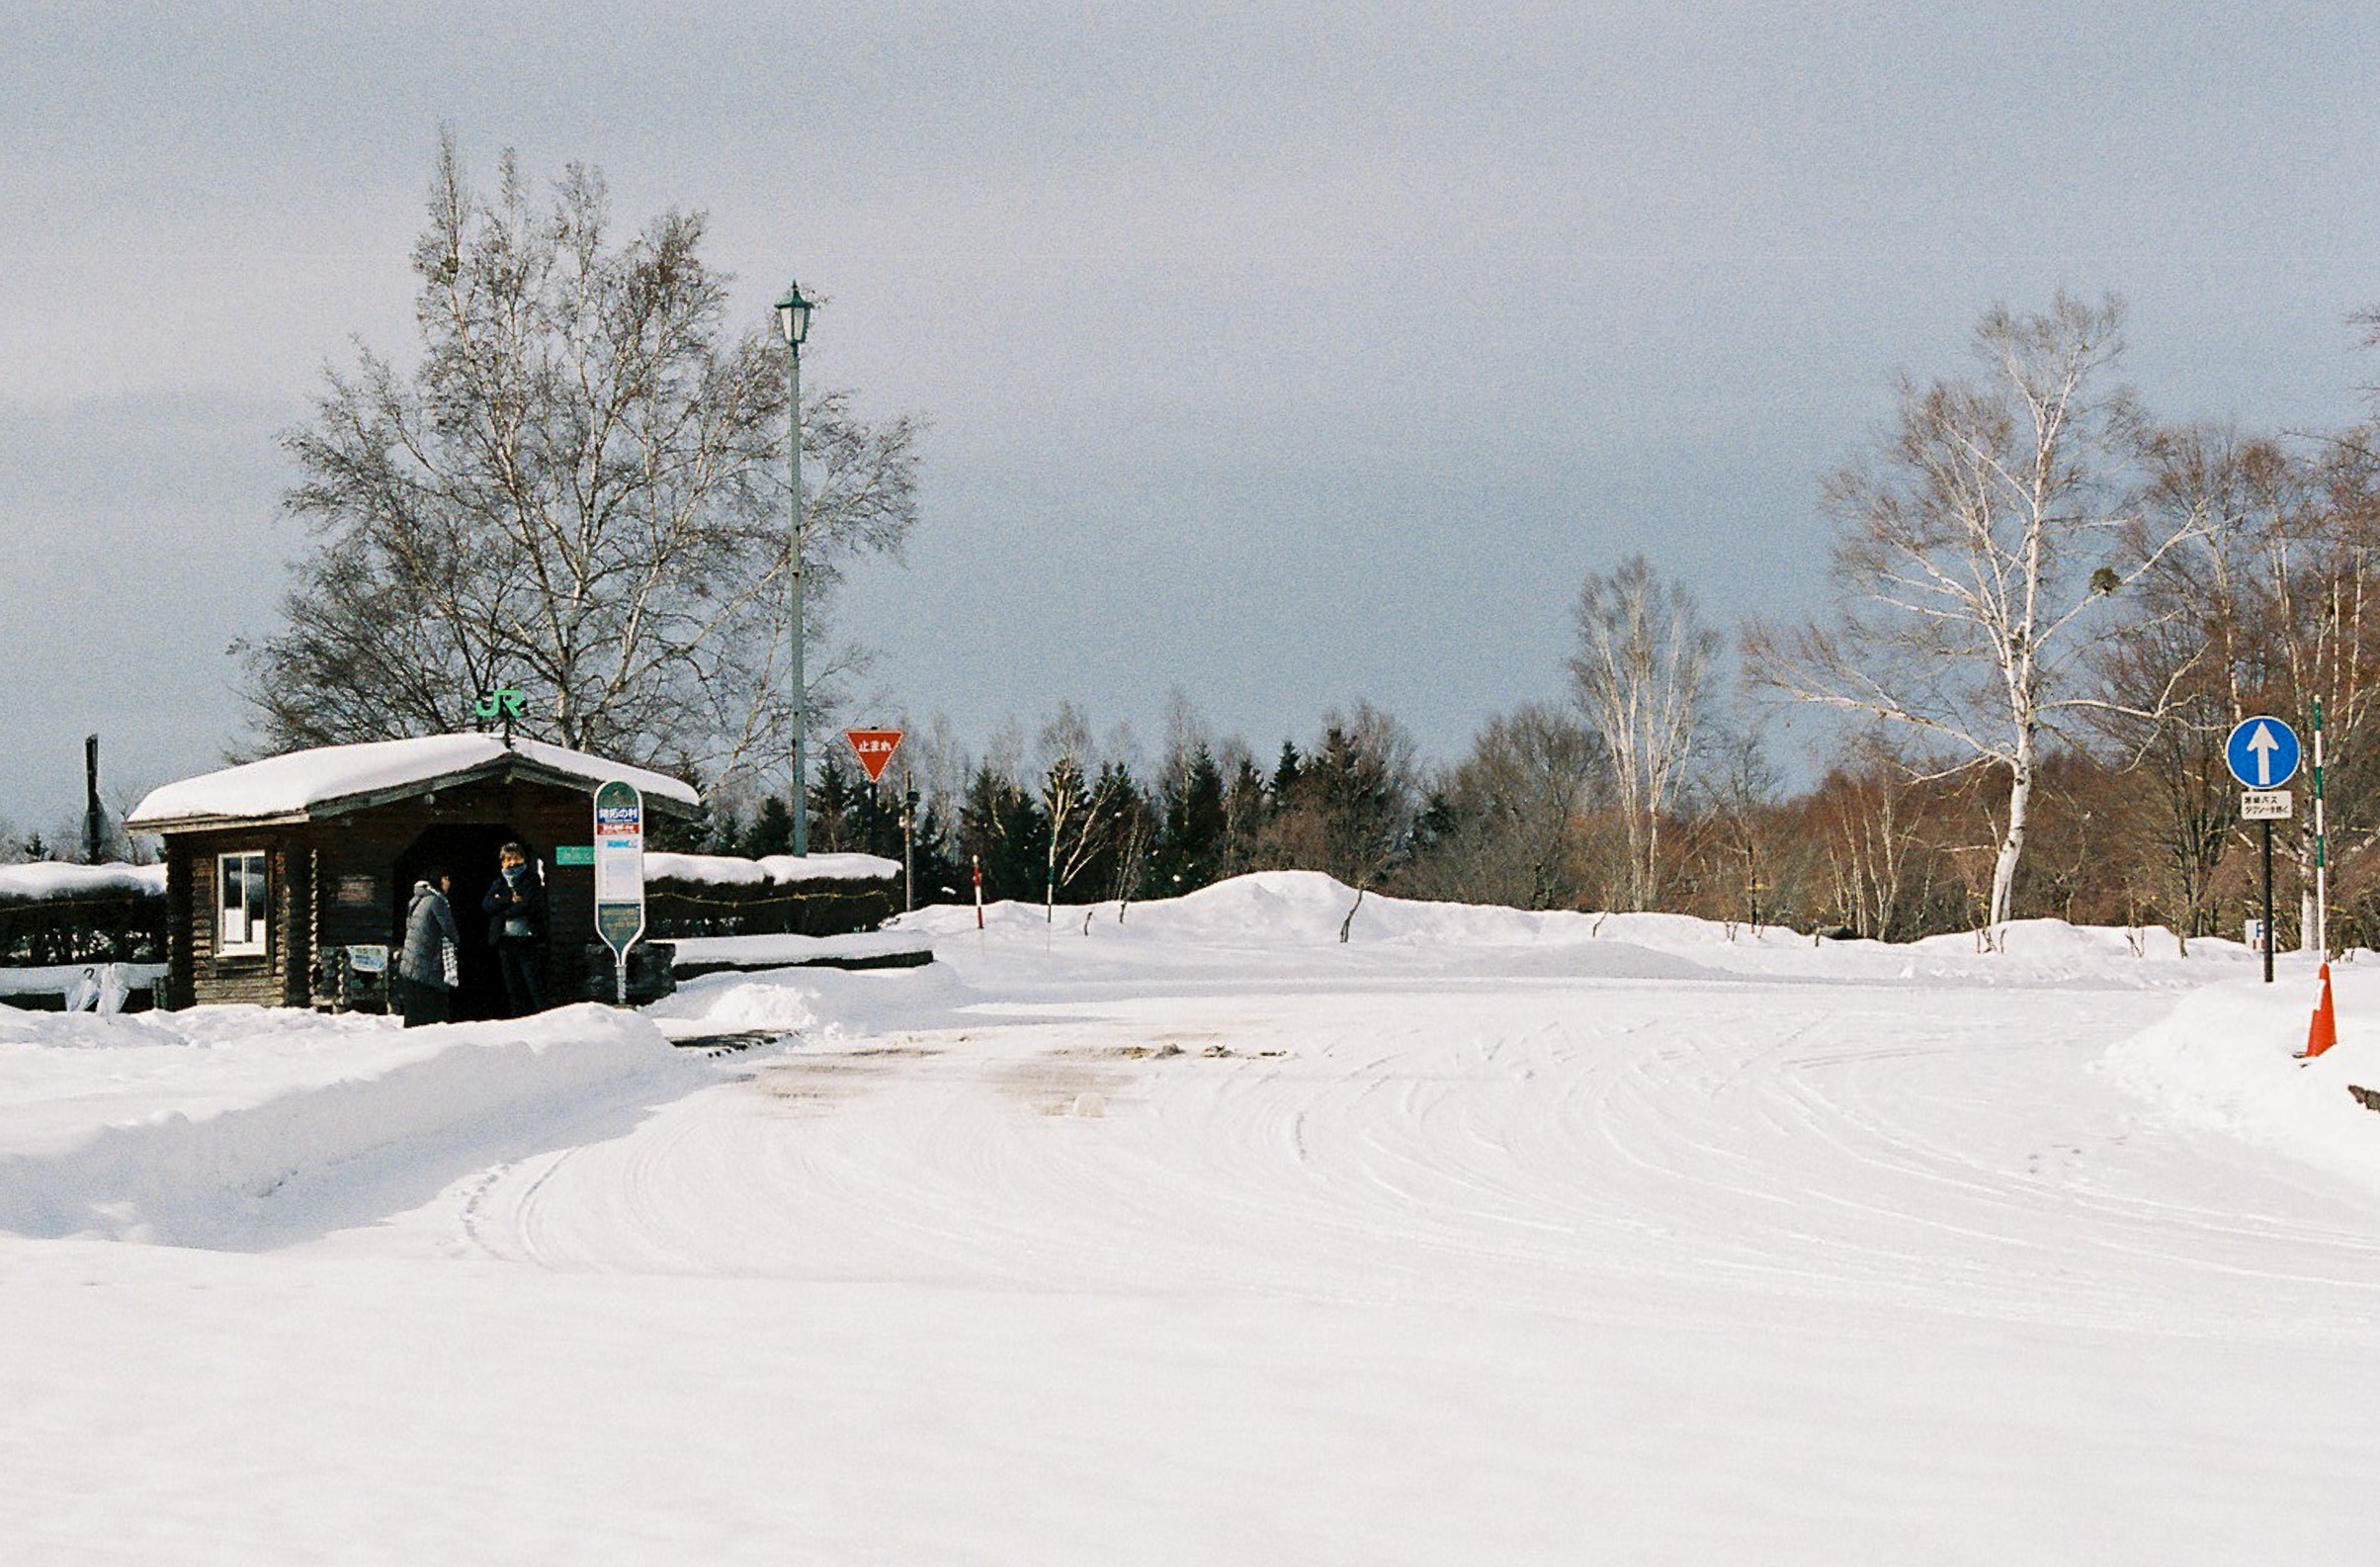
<box><xmin>0</xmin><ymin>962</ymin><xmax>165</xmax><ymax>1013</ymax></box>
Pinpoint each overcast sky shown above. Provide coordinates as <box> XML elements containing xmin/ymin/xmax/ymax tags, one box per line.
<box><xmin>6</xmin><ymin>1</ymin><xmax>2379</xmax><ymax>828</ymax></box>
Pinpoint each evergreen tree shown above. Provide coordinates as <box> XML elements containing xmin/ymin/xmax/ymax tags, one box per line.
<box><xmin>958</xmin><ymin>764</ymin><xmax>1046</xmax><ymax>902</ymax></box>
<box><xmin>900</xmin><ymin>792</ymin><xmax>969</xmax><ymax>905</ymax></box>
<box><xmin>743</xmin><ymin>796</ymin><xmax>794</xmax><ymax>856</ymax></box>
<box><xmin>1263</xmin><ymin>707</ymin><xmax>1418</xmax><ymax>885</ymax></box>
<box><xmin>1222</xmin><ymin>755</ymin><xmax>1270</xmax><ymax>875</ymax></box>
<box><xmin>1149</xmin><ymin>743</ymin><xmax>1229</xmax><ymax>895</ymax></box>
<box><xmin>1271</xmin><ymin>740</ymin><xmax>1303</xmax><ymax>803</ymax></box>
<box><xmin>807</xmin><ymin>753</ymin><xmax>868</xmax><ymax>851</ymax></box>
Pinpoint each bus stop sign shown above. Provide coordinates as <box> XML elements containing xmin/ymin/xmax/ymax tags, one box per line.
<box><xmin>592</xmin><ymin>780</ymin><xmax>646</xmax><ymax>1002</ymax></box>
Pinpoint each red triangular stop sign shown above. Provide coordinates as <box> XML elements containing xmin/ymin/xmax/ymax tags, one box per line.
<box><xmin>844</xmin><ymin>728</ymin><xmax>903</xmax><ymax>784</ymax></box>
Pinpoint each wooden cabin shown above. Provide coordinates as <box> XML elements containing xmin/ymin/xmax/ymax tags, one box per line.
<box><xmin>126</xmin><ymin>736</ymin><xmax>701</xmax><ymax>1016</ymax></box>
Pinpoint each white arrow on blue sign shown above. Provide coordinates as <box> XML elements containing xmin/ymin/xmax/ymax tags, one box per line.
<box><xmin>2225</xmin><ymin>715</ymin><xmax>2302</xmax><ymax>789</ymax></box>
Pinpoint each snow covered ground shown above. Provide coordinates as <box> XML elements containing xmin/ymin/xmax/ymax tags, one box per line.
<box><xmin>7</xmin><ymin>873</ymin><xmax>2380</xmax><ymax>1564</ymax></box>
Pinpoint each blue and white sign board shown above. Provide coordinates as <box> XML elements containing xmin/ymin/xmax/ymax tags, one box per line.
<box><xmin>2226</xmin><ymin>716</ymin><xmax>2302</xmax><ymax>790</ymax></box>
<box><xmin>592</xmin><ymin>780</ymin><xmax>645</xmax><ymax>1003</ymax></box>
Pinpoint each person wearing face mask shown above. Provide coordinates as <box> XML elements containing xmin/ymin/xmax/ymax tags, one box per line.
<box><xmin>482</xmin><ymin>841</ymin><xmax>549</xmax><ymax>1017</ymax></box>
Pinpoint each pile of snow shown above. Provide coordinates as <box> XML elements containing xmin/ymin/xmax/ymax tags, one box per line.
<box><xmin>127</xmin><ymin>734</ymin><xmax>699</xmax><ymax>826</ymax></box>
<box><xmin>0</xmin><ymin>1002</ymin><xmax>708</xmax><ymax>1247</ymax></box>
<box><xmin>901</xmin><ymin>871</ymin><xmax>2264</xmax><ymax>990</ymax></box>
<box><xmin>0</xmin><ymin>861</ymin><xmax>165</xmax><ymax>904</ymax></box>
<box><xmin>644</xmin><ymin>952</ymin><xmax>976</xmax><ymax>1041</ymax></box>
<box><xmin>643</xmin><ymin>972</ymin><xmax>826</xmax><ymax>1037</ymax></box>
<box><xmin>643</xmin><ymin>850</ymin><xmax>898</xmax><ymax>884</ymax></box>
<box><xmin>2104</xmin><ymin>965</ymin><xmax>2380</xmax><ymax>1187</ymax></box>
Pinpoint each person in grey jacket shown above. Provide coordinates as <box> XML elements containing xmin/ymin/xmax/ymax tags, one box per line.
<box><xmin>395</xmin><ymin>867</ymin><xmax>462</xmax><ymax>1027</ymax></box>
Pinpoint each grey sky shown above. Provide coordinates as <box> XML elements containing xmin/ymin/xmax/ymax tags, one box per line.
<box><xmin>5</xmin><ymin>1</ymin><xmax>2378</xmax><ymax>827</ymax></box>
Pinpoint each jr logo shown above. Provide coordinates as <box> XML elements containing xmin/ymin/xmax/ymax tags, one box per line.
<box><xmin>473</xmin><ymin>687</ymin><xmax>527</xmax><ymax>723</ymax></box>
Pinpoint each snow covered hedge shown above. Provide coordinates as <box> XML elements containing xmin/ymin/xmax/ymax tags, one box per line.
<box><xmin>0</xmin><ymin>862</ymin><xmax>166</xmax><ymax>969</ymax></box>
<box><xmin>0</xmin><ymin>863</ymin><xmax>167</xmax><ymax>905</ymax></box>
<box><xmin>643</xmin><ymin>852</ymin><xmax>900</xmax><ymax>941</ymax></box>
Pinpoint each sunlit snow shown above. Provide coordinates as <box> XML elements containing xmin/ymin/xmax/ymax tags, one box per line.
<box><xmin>6</xmin><ymin>873</ymin><xmax>2377</xmax><ymax>1563</ymax></box>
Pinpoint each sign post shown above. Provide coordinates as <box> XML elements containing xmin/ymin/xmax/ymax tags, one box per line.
<box><xmin>900</xmin><ymin>789</ymin><xmax>917</xmax><ymax>913</ymax></box>
<box><xmin>2227</xmin><ymin>716</ymin><xmax>2302</xmax><ymax>986</ymax></box>
<box><xmin>593</xmin><ymin>780</ymin><xmax>646</xmax><ymax>1005</ymax></box>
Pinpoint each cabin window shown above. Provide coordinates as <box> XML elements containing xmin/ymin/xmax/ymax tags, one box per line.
<box><xmin>216</xmin><ymin>850</ymin><xmax>269</xmax><ymax>956</ymax></box>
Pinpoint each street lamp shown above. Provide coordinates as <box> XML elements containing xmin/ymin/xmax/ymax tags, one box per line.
<box><xmin>774</xmin><ymin>277</ymin><xmax>814</xmax><ymax>855</ymax></box>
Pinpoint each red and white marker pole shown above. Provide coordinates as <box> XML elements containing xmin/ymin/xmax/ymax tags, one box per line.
<box><xmin>973</xmin><ymin>854</ymin><xmax>984</xmax><ymax>930</ymax></box>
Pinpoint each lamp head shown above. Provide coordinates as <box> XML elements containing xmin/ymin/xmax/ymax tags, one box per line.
<box><xmin>774</xmin><ymin>279</ymin><xmax>813</xmax><ymax>347</ymax></box>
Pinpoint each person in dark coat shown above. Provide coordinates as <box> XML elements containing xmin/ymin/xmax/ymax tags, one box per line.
<box><xmin>395</xmin><ymin>867</ymin><xmax>462</xmax><ymax>1027</ymax></box>
<box><xmin>482</xmin><ymin>841</ymin><xmax>549</xmax><ymax>1017</ymax></box>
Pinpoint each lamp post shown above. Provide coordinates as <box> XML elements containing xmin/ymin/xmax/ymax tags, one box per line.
<box><xmin>774</xmin><ymin>278</ymin><xmax>814</xmax><ymax>855</ymax></box>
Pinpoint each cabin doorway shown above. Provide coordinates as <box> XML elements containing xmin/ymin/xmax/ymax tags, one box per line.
<box><xmin>393</xmin><ymin>824</ymin><xmax>536</xmax><ymax>1021</ymax></box>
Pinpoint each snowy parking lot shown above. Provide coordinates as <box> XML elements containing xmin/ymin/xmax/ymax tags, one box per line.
<box><xmin>7</xmin><ymin>874</ymin><xmax>2380</xmax><ymax>1564</ymax></box>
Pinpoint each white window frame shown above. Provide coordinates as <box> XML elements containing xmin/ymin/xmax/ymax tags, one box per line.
<box><xmin>216</xmin><ymin>850</ymin><xmax>269</xmax><ymax>957</ymax></box>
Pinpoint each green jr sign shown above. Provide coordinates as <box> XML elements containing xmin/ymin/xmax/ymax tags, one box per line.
<box><xmin>472</xmin><ymin>686</ymin><xmax>527</xmax><ymax>723</ymax></box>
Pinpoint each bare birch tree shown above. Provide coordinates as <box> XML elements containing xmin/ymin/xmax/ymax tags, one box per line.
<box><xmin>1748</xmin><ymin>293</ymin><xmax>2196</xmax><ymax>935</ymax></box>
<box><xmin>1569</xmin><ymin>556</ymin><xmax>1718</xmax><ymax>911</ymax></box>
<box><xmin>1035</xmin><ymin>703</ymin><xmax>1137</xmax><ymax>920</ymax></box>
<box><xmin>240</xmin><ymin>133</ymin><xmax>920</xmax><ymax>779</ymax></box>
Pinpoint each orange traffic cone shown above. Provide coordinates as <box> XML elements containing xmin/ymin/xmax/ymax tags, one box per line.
<box><xmin>2305</xmin><ymin>962</ymin><xmax>2338</xmax><ymax>1060</ymax></box>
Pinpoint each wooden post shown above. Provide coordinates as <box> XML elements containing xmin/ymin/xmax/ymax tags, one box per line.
<box><xmin>83</xmin><ymin>735</ymin><xmax>104</xmax><ymax>865</ymax></box>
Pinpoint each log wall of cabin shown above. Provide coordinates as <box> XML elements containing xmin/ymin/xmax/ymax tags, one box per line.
<box><xmin>172</xmin><ymin>827</ymin><xmax>303</xmax><ymax>1008</ymax></box>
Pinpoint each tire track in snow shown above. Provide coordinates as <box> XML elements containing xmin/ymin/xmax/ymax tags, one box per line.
<box><xmin>408</xmin><ymin>977</ymin><xmax>2380</xmax><ymax>1335</ymax></box>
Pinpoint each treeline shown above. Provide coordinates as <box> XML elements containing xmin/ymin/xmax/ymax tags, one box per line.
<box><xmin>679</xmin><ymin>693</ymin><xmax>2355</xmax><ymax>951</ymax></box>
<box><xmin>688</xmin><ymin>292</ymin><xmax>2380</xmax><ymax>950</ymax></box>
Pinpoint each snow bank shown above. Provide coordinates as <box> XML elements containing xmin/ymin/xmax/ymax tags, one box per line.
<box><xmin>2103</xmin><ymin>966</ymin><xmax>2380</xmax><ymax>1186</ymax></box>
<box><xmin>643</xmin><ymin>972</ymin><xmax>827</xmax><ymax>1037</ymax></box>
<box><xmin>644</xmin><ymin>850</ymin><xmax>899</xmax><ymax>884</ymax></box>
<box><xmin>127</xmin><ymin>734</ymin><xmax>698</xmax><ymax>825</ymax></box>
<box><xmin>0</xmin><ymin>860</ymin><xmax>165</xmax><ymax>904</ymax></box>
<box><xmin>905</xmin><ymin>871</ymin><xmax>1659</xmax><ymax>949</ymax></box>
<box><xmin>901</xmin><ymin>871</ymin><xmax>2254</xmax><ymax>990</ymax></box>
<box><xmin>0</xmin><ymin>1002</ymin><xmax>706</xmax><ymax>1246</ymax></box>
<box><xmin>1911</xmin><ymin>917</ymin><xmax>2251</xmax><ymax>965</ymax></box>
<box><xmin>644</xmin><ymin>951</ymin><xmax>980</xmax><ymax>1041</ymax></box>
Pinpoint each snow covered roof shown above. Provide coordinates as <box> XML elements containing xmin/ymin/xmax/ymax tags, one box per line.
<box><xmin>126</xmin><ymin>735</ymin><xmax>702</xmax><ymax>829</ymax></box>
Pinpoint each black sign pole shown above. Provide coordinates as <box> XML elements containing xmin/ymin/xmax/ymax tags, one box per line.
<box><xmin>2262</xmin><ymin>818</ymin><xmax>2276</xmax><ymax>986</ymax></box>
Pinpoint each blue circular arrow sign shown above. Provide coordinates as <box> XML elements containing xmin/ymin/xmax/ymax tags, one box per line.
<box><xmin>2225</xmin><ymin>715</ymin><xmax>2302</xmax><ymax>789</ymax></box>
